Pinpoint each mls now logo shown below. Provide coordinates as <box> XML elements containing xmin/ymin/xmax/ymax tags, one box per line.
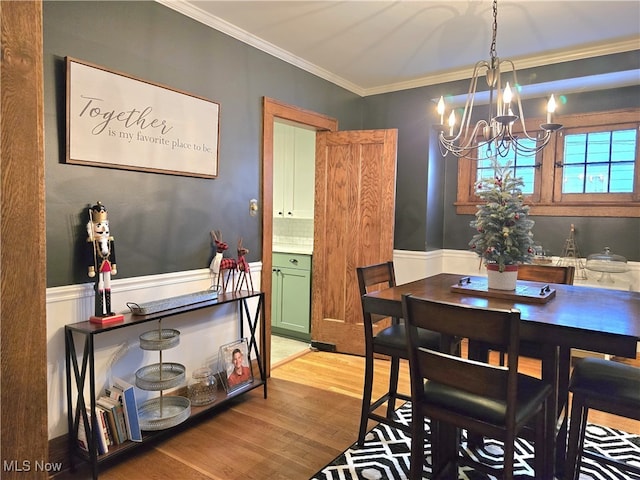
<box><xmin>3</xmin><ymin>460</ymin><xmax>63</xmax><ymax>473</ymax></box>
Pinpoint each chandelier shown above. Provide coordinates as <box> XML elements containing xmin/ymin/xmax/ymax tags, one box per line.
<box><xmin>436</xmin><ymin>0</ymin><xmax>562</xmax><ymax>160</ymax></box>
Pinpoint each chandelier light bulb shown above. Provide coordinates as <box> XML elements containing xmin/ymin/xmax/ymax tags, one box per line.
<box><xmin>547</xmin><ymin>94</ymin><xmax>557</xmax><ymax>123</ymax></box>
<box><xmin>448</xmin><ymin>110</ymin><xmax>456</xmax><ymax>136</ymax></box>
<box><xmin>503</xmin><ymin>82</ymin><xmax>513</xmax><ymax>114</ymax></box>
<box><xmin>437</xmin><ymin>96</ymin><xmax>446</xmax><ymax>125</ymax></box>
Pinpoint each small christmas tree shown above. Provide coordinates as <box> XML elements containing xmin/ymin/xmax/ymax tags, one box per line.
<box><xmin>469</xmin><ymin>160</ymin><xmax>535</xmax><ymax>272</ymax></box>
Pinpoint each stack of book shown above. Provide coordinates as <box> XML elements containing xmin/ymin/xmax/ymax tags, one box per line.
<box><xmin>77</xmin><ymin>377</ymin><xmax>142</xmax><ymax>454</ymax></box>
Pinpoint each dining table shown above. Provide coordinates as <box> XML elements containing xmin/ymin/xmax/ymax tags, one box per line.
<box><xmin>361</xmin><ymin>272</ymin><xmax>640</xmax><ymax>478</ymax></box>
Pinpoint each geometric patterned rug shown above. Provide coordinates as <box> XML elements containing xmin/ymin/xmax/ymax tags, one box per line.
<box><xmin>310</xmin><ymin>403</ymin><xmax>640</xmax><ymax>480</ymax></box>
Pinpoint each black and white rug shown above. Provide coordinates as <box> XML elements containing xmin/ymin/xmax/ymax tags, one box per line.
<box><xmin>311</xmin><ymin>403</ymin><xmax>640</xmax><ymax>480</ymax></box>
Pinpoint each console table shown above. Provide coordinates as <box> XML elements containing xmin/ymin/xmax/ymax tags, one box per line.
<box><xmin>65</xmin><ymin>290</ymin><xmax>266</xmax><ymax>479</ymax></box>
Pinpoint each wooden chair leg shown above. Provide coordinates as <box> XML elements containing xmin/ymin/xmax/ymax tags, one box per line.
<box><xmin>565</xmin><ymin>394</ymin><xmax>589</xmax><ymax>480</ymax></box>
<box><xmin>431</xmin><ymin>421</ymin><xmax>458</xmax><ymax>480</ymax></box>
<box><xmin>503</xmin><ymin>431</ymin><xmax>515</xmax><ymax>480</ymax></box>
<box><xmin>357</xmin><ymin>352</ymin><xmax>375</xmax><ymax>446</ymax></box>
<box><xmin>386</xmin><ymin>356</ymin><xmax>400</xmax><ymax>417</ymax></box>
<box><xmin>410</xmin><ymin>408</ymin><xmax>426</xmax><ymax>480</ymax></box>
<box><xmin>534</xmin><ymin>401</ymin><xmax>553</xmax><ymax>480</ymax></box>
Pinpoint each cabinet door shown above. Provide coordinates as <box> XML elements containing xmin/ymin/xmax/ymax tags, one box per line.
<box><xmin>273</xmin><ymin>122</ymin><xmax>315</xmax><ymax>219</ymax></box>
<box><xmin>290</xmin><ymin>127</ymin><xmax>315</xmax><ymax>219</ymax></box>
<box><xmin>272</xmin><ymin>253</ymin><xmax>311</xmax><ymax>338</ymax></box>
<box><xmin>273</xmin><ymin>121</ymin><xmax>292</xmax><ymax>218</ymax></box>
<box><xmin>278</xmin><ymin>266</ymin><xmax>311</xmax><ymax>334</ymax></box>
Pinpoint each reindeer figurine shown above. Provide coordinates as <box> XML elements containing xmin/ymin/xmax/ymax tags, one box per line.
<box><xmin>235</xmin><ymin>238</ymin><xmax>253</xmax><ymax>292</ymax></box>
<box><xmin>210</xmin><ymin>230</ymin><xmax>237</xmax><ymax>291</ymax></box>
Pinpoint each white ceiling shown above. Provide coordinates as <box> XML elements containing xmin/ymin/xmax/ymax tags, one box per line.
<box><xmin>159</xmin><ymin>0</ymin><xmax>640</xmax><ymax>96</ymax></box>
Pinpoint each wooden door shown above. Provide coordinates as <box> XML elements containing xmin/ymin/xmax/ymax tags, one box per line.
<box><xmin>262</xmin><ymin>98</ymin><xmax>339</xmax><ymax>376</ymax></box>
<box><xmin>311</xmin><ymin>129</ymin><xmax>397</xmax><ymax>355</ymax></box>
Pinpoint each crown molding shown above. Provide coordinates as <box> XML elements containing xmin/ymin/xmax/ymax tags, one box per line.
<box><xmin>156</xmin><ymin>1</ymin><xmax>638</xmax><ymax>98</ymax></box>
<box><xmin>429</xmin><ymin>69</ymin><xmax>640</xmax><ymax>107</ymax></box>
<box><xmin>364</xmin><ymin>37</ymin><xmax>640</xmax><ymax>96</ymax></box>
<box><xmin>156</xmin><ymin>0</ymin><xmax>366</xmax><ymax>96</ymax></box>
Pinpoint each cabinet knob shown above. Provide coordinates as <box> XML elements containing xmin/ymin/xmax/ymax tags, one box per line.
<box><xmin>289</xmin><ymin>259</ymin><xmax>298</xmax><ymax>265</ymax></box>
<box><xmin>287</xmin><ymin>212</ymin><xmax>293</xmax><ymax>216</ymax></box>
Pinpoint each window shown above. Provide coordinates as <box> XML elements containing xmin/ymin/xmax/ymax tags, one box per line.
<box><xmin>561</xmin><ymin>129</ymin><xmax>636</xmax><ymax>194</ymax></box>
<box><xmin>456</xmin><ymin>108</ymin><xmax>640</xmax><ymax>217</ymax></box>
<box><xmin>476</xmin><ymin>140</ymin><xmax>540</xmax><ymax>198</ymax></box>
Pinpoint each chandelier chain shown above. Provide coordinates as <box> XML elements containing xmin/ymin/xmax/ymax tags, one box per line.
<box><xmin>490</xmin><ymin>0</ymin><xmax>498</xmax><ymax>62</ymax></box>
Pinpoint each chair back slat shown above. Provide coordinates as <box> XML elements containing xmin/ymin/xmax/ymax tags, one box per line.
<box><xmin>518</xmin><ymin>264</ymin><xmax>575</xmax><ymax>285</ymax></box>
<box><xmin>416</xmin><ymin>349</ymin><xmax>510</xmax><ymax>399</ymax></box>
<box><xmin>357</xmin><ymin>262</ymin><xmax>397</xmax><ymax>326</ymax></box>
<box><xmin>403</xmin><ymin>297</ymin><xmax>514</xmax><ymax>346</ymax></box>
<box><xmin>357</xmin><ymin>261</ymin><xmax>395</xmax><ymax>295</ymax></box>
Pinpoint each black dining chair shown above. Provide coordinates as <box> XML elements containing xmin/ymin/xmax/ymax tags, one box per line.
<box><xmin>402</xmin><ymin>294</ymin><xmax>554</xmax><ymax>480</ymax></box>
<box><xmin>564</xmin><ymin>357</ymin><xmax>640</xmax><ymax>480</ymax></box>
<box><xmin>356</xmin><ymin>261</ymin><xmax>444</xmax><ymax>446</ymax></box>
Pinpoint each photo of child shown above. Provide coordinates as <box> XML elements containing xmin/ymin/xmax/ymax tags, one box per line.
<box><xmin>219</xmin><ymin>339</ymin><xmax>253</xmax><ymax>392</ymax></box>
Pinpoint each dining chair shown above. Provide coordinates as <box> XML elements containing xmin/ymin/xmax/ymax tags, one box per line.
<box><xmin>401</xmin><ymin>294</ymin><xmax>553</xmax><ymax>480</ymax></box>
<box><xmin>517</xmin><ymin>263</ymin><xmax>576</xmax><ymax>285</ymax></box>
<box><xmin>564</xmin><ymin>357</ymin><xmax>640</xmax><ymax>480</ymax></box>
<box><xmin>356</xmin><ymin>261</ymin><xmax>443</xmax><ymax>446</ymax></box>
<box><xmin>494</xmin><ymin>264</ymin><xmax>576</xmax><ymax>366</ymax></box>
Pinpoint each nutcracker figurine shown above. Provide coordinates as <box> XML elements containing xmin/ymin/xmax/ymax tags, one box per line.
<box><xmin>86</xmin><ymin>201</ymin><xmax>123</xmax><ymax>324</ymax></box>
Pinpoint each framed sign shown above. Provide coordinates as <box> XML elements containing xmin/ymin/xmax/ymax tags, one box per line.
<box><xmin>66</xmin><ymin>57</ymin><xmax>219</xmax><ymax>178</ymax></box>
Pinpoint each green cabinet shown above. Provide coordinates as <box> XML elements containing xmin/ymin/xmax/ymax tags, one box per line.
<box><xmin>272</xmin><ymin>252</ymin><xmax>311</xmax><ymax>340</ymax></box>
<box><xmin>273</xmin><ymin>121</ymin><xmax>315</xmax><ymax>219</ymax></box>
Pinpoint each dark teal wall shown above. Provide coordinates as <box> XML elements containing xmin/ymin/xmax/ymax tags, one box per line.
<box><xmin>44</xmin><ymin>1</ymin><xmax>362</xmax><ymax>287</ymax></box>
<box><xmin>44</xmin><ymin>2</ymin><xmax>639</xmax><ymax>288</ymax></box>
<box><xmin>364</xmin><ymin>51</ymin><xmax>640</xmax><ymax>262</ymax></box>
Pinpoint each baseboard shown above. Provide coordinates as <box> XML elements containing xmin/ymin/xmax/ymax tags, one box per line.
<box><xmin>310</xmin><ymin>340</ymin><xmax>337</xmax><ymax>352</ymax></box>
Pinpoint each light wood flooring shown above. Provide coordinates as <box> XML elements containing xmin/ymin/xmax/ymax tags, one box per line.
<box><xmin>53</xmin><ymin>348</ymin><xmax>639</xmax><ymax>480</ymax></box>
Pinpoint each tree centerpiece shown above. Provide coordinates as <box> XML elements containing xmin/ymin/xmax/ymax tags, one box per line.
<box><xmin>469</xmin><ymin>160</ymin><xmax>535</xmax><ymax>288</ymax></box>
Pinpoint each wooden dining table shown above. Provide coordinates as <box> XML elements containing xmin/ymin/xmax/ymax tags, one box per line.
<box><xmin>362</xmin><ymin>272</ymin><xmax>640</xmax><ymax>478</ymax></box>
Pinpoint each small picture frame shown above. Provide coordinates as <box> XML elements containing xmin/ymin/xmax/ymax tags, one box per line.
<box><xmin>218</xmin><ymin>338</ymin><xmax>253</xmax><ymax>393</ymax></box>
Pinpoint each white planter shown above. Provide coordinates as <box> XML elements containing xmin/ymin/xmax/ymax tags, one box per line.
<box><xmin>487</xmin><ymin>264</ymin><xmax>518</xmax><ymax>290</ymax></box>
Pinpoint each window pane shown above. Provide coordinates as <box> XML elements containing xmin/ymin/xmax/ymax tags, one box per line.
<box><xmin>610</xmin><ymin>164</ymin><xmax>634</xmax><ymax>192</ymax></box>
<box><xmin>611</xmin><ymin>129</ymin><xmax>636</xmax><ymax>162</ymax></box>
<box><xmin>563</xmin><ymin>127</ymin><xmax>636</xmax><ymax>194</ymax></box>
<box><xmin>586</xmin><ymin>131</ymin><xmax>611</xmax><ymax>162</ymax></box>
<box><xmin>585</xmin><ymin>164</ymin><xmax>609</xmax><ymax>193</ymax></box>
<box><xmin>517</xmin><ymin>168</ymin><xmax>535</xmax><ymax>195</ymax></box>
<box><xmin>564</xmin><ymin>134</ymin><xmax>587</xmax><ymax>164</ymax></box>
<box><xmin>563</xmin><ymin>165</ymin><xmax>585</xmax><ymax>193</ymax></box>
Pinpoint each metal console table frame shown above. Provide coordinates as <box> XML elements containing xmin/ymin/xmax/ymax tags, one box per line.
<box><xmin>65</xmin><ymin>290</ymin><xmax>266</xmax><ymax>479</ymax></box>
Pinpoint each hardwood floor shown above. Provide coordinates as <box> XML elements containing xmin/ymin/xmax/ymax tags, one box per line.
<box><xmin>53</xmin><ymin>349</ymin><xmax>639</xmax><ymax>480</ymax></box>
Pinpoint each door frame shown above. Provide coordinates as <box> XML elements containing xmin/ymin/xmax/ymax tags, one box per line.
<box><xmin>261</xmin><ymin>98</ymin><xmax>338</xmax><ymax>376</ymax></box>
